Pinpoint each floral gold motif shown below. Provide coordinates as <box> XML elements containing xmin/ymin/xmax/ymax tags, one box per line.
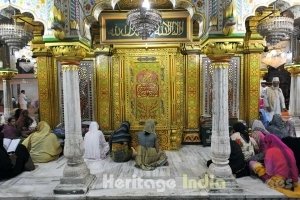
<box><xmin>0</xmin><ymin>69</ymin><xmax>18</xmax><ymax>80</ymax></box>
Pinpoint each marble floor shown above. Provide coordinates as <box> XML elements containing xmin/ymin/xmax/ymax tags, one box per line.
<box><xmin>1</xmin><ymin>145</ymin><xmax>296</xmax><ymax>200</ymax></box>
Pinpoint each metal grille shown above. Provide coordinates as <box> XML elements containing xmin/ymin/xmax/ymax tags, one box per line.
<box><xmin>202</xmin><ymin>56</ymin><xmax>240</xmax><ymax>118</ymax></box>
<box><xmin>59</xmin><ymin>60</ymin><xmax>94</xmax><ymax>122</ymax></box>
<box><xmin>78</xmin><ymin>61</ymin><xmax>94</xmax><ymax>120</ymax></box>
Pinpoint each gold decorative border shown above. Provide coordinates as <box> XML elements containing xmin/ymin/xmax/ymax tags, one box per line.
<box><xmin>100</xmin><ymin>11</ymin><xmax>192</xmax><ymax>43</ymax></box>
<box><xmin>61</xmin><ymin>65</ymin><xmax>79</xmax><ymax>71</ymax></box>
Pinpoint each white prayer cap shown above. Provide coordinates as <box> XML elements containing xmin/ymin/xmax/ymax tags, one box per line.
<box><xmin>272</xmin><ymin>77</ymin><xmax>280</xmax><ymax>82</ymax></box>
<box><xmin>261</xmin><ymin>80</ymin><xmax>266</xmax><ymax>83</ymax></box>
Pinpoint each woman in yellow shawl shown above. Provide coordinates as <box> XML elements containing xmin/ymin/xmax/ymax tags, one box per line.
<box><xmin>135</xmin><ymin>119</ymin><xmax>168</xmax><ymax>170</ymax></box>
<box><xmin>22</xmin><ymin>121</ymin><xmax>62</xmax><ymax>163</ymax></box>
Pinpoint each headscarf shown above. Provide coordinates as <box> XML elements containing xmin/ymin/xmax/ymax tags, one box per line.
<box><xmin>22</xmin><ymin>121</ymin><xmax>61</xmax><ymax>163</ymax></box>
<box><xmin>264</xmin><ymin>134</ymin><xmax>298</xmax><ymax>183</ymax></box>
<box><xmin>252</xmin><ymin>120</ymin><xmax>270</xmax><ymax>135</ymax></box>
<box><xmin>285</xmin><ymin>119</ymin><xmax>296</xmax><ymax>137</ymax></box>
<box><xmin>144</xmin><ymin>119</ymin><xmax>156</xmax><ymax>135</ymax></box>
<box><xmin>84</xmin><ymin>121</ymin><xmax>109</xmax><ymax>160</ymax></box>
<box><xmin>267</xmin><ymin>114</ymin><xmax>289</xmax><ymax>138</ymax></box>
<box><xmin>251</xmin><ymin>130</ymin><xmax>265</xmax><ymax>153</ymax></box>
<box><xmin>233</xmin><ymin>122</ymin><xmax>250</xmax><ymax>143</ymax></box>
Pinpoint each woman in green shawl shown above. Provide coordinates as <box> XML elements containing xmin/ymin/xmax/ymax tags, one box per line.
<box><xmin>135</xmin><ymin>119</ymin><xmax>168</xmax><ymax>170</ymax></box>
<box><xmin>22</xmin><ymin>121</ymin><xmax>62</xmax><ymax>163</ymax></box>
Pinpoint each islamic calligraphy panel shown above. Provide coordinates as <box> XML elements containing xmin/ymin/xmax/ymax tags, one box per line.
<box><xmin>100</xmin><ymin>11</ymin><xmax>192</xmax><ymax>43</ymax></box>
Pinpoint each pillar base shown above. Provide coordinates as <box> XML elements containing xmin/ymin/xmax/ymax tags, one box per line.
<box><xmin>53</xmin><ymin>174</ymin><xmax>95</xmax><ymax>195</ymax></box>
<box><xmin>208</xmin><ymin>162</ymin><xmax>232</xmax><ymax>178</ymax></box>
<box><xmin>289</xmin><ymin>116</ymin><xmax>300</xmax><ymax>137</ymax></box>
<box><xmin>204</xmin><ymin>174</ymin><xmax>243</xmax><ymax>193</ymax></box>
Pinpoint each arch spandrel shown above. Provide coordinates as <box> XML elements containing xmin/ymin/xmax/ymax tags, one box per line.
<box><xmin>242</xmin><ymin>0</ymin><xmax>300</xmax><ymax>26</ymax></box>
<box><xmin>0</xmin><ymin>0</ymin><xmax>51</xmax><ymax>32</ymax></box>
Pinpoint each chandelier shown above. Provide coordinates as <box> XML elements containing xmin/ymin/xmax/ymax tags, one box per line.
<box><xmin>257</xmin><ymin>16</ymin><xmax>293</xmax><ymax>45</ymax></box>
<box><xmin>257</xmin><ymin>1</ymin><xmax>294</xmax><ymax>46</ymax></box>
<box><xmin>127</xmin><ymin>0</ymin><xmax>162</xmax><ymax>40</ymax></box>
<box><xmin>0</xmin><ymin>7</ymin><xmax>32</xmax><ymax>48</ymax></box>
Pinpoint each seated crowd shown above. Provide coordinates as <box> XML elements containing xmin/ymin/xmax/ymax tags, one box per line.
<box><xmin>1</xmin><ymin>108</ymin><xmax>299</xmax><ymax>197</ymax></box>
<box><xmin>211</xmin><ymin>114</ymin><xmax>300</xmax><ymax>197</ymax></box>
<box><xmin>0</xmin><ymin>107</ymin><xmax>169</xmax><ymax>181</ymax></box>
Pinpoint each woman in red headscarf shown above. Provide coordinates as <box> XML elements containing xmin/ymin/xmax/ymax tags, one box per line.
<box><xmin>249</xmin><ymin>134</ymin><xmax>300</xmax><ymax>197</ymax></box>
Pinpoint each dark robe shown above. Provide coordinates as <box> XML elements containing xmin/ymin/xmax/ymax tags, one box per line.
<box><xmin>207</xmin><ymin>139</ymin><xmax>249</xmax><ymax>178</ymax></box>
<box><xmin>0</xmin><ymin>136</ymin><xmax>31</xmax><ymax>180</ymax></box>
<box><xmin>282</xmin><ymin>137</ymin><xmax>300</xmax><ymax>174</ymax></box>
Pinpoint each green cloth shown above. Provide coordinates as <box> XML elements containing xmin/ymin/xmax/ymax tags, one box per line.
<box><xmin>135</xmin><ymin>145</ymin><xmax>167</xmax><ymax>171</ymax></box>
<box><xmin>22</xmin><ymin>121</ymin><xmax>62</xmax><ymax>163</ymax></box>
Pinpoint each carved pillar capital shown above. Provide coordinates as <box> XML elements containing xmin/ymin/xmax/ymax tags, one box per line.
<box><xmin>31</xmin><ymin>26</ymin><xmax>44</xmax><ymax>44</ymax></box>
<box><xmin>202</xmin><ymin>41</ymin><xmax>243</xmax><ymax>62</ymax></box>
<box><xmin>285</xmin><ymin>63</ymin><xmax>300</xmax><ymax>76</ymax></box>
<box><xmin>32</xmin><ymin>47</ymin><xmax>53</xmax><ymax>57</ymax></box>
<box><xmin>0</xmin><ymin>69</ymin><xmax>18</xmax><ymax>80</ymax></box>
<box><xmin>51</xmin><ymin>45</ymin><xmax>88</xmax><ymax>62</ymax></box>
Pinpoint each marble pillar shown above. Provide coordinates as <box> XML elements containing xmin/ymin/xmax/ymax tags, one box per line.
<box><xmin>208</xmin><ymin>61</ymin><xmax>232</xmax><ymax>178</ymax></box>
<box><xmin>54</xmin><ymin>63</ymin><xmax>94</xmax><ymax>194</ymax></box>
<box><xmin>202</xmin><ymin>41</ymin><xmax>243</xmax><ymax>192</ymax></box>
<box><xmin>285</xmin><ymin>64</ymin><xmax>300</xmax><ymax>137</ymax></box>
<box><xmin>0</xmin><ymin>69</ymin><xmax>17</xmax><ymax>121</ymax></box>
<box><xmin>3</xmin><ymin>79</ymin><xmax>12</xmax><ymax>119</ymax></box>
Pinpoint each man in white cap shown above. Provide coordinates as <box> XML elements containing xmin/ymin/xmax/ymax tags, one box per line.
<box><xmin>263</xmin><ymin>77</ymin><xmax>287</xmax><ymax>121</ymax></box>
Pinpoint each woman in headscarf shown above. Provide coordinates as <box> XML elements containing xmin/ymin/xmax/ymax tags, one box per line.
<box><xmin>110</xmin><ymin>121</ymin><xmax>134</xmax><ymax>162</ymax></box>
<box><xmin>135</xmin><ymin>119</ymin><xmax>168</xmax><ymax>170</ymax></box>
<box><xmin>231</xmin><ymin>122</ymin><xmax>257</xmax><ymax>161</ymax></box>
<box><xmin>251</xmin><ymin>120</ymin><xmax>268</xmax><ymax>153</ymax></box>
<box><xmin>266</xmin><ymin>114</ymin><xmax>290</xmax><ymax>139</ymax></box>
<box><xmin>16</xmin><ymin>110</ymin><xmax>34</xmax><ymax>138</ymax></box>
<box><xmin>252</xmin><ymin>120</ymin><xmax>270</xmax><ymax>135</ymax></box>
<box><xmin>22</xmin><ymin>121</ymin><xmax>62</xmax><ymax>163</ymax></box>
<box><xmin>249</xmin><ymin>134</ymin><xmax>300</xmax><ymax>197</ymax></box>
<box><xmin>2</xmin><ymin>117</ymin><xmax>20</xmax><ymax>139</ymax></box>
<box><xmin>83</xmin><ymin>121</ymin><xmax>109</xmax><ymax>160</ymax></box>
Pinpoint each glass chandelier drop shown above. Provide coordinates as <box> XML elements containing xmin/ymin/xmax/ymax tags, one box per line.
<box><xmin>126</xmin><ymin>0</ymin><xmax>162</xmax><ymax>40</ymax></box>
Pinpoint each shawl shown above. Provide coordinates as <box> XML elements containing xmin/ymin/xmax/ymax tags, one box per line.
<box><xmin>264</xmin><ymin>134</ymin><xmax>298</xmax><ymax>183</ymax></box>
<box><xmin>22</xmin><ymin>121</ymin><xmax>61</xmax><ymax>163</ymax></box>
<box><xmin>144</xmin><ymin>119</ymin><xmax>156</xmax><ymax>135</ymax></box>
<box><xmin>252</xmin><ymin>120</ymin><xmax>270</xmax><ymax>135</ymax></box>
<box><xmin>84</xmin><ymin>121</ymin><xmax>109</xmax><ymax>160</ymax></box>
<box><xmin>267</xmin><ymin>114</ymin><xmax>289</xmax><ymax>139</ymax></box>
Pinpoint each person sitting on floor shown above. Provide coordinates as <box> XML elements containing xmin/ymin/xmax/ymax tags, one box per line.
<box><xmin>110</xmin><ymin>121</ymin><xmax>134</xmax><ymax>162</ymax></box>
<box><xmin>16</xmin><ymin>110</ymin><xmax>34</xmax><ymax>138</ymax></box>
<box><xmin>22</xmin><ymin>121</ymin><xmax>62</xmax><ymax>163</ymax></box>
<box><xmin>0</xmin><ymin>132</ymin><xmax>34</xmax><ymax>180</ymax></box>
<box><xmin>267</xmin><ymin>114</ymin><xmax>295</xmax><ymax>139</ymax></box>
<box><xmin>84</xmin><ymin>121</ymin><xmax>109</xmax><ymax>160</ymax></box>
<box><xmin>207</xmin><ymin>138</ymin><xmax>249</xmax><ymax>178</ymax></box>
<box><xmin>249</xmin><ymin>134</ymin><xmax>300</xmax><ymax>198</ymax></box>
<box><xmin>2</xmin><ymin>117</ymin><xmax>20</xmax><ymax>139</ymax></box>
<box><xmin>135</xmin><ymin>119</ymin><xmax>168</xmax><ymax>170</ymax></box>
<box><xmin>231</xmin><ymin>122</ymin><xmax>257</xmax><ymax>161</ymax></box>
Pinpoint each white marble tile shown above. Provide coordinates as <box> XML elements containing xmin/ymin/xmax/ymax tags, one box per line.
<box><xmin>0</xmin><ymin>145</ymin><xmax>295</xmax><ymax>199</ymax></box>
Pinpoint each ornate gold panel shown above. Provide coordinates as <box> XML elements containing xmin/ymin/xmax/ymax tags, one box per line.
<box><xmin>243</xmin><ymin>53</ymin><xmax>260</xmax><ymax>123</ymax></box>
<box><xmin>96</xmin><ymin>55</ymin><xmax>112</xmax><ymax>129</ymax></box>
<box><xmin>36</xmin><ymin>56</ymin><xmax>59</xmax><ymax>128</ymax></box>
<box><xmin>108</xmin><ymin>48</ymin><xmax>184</xmax><ymax>150</ymax></box>
<box><xmin>186</xmin><ymin>54</ymin><xmax>200</xmax><ymax>128</ymax></box>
